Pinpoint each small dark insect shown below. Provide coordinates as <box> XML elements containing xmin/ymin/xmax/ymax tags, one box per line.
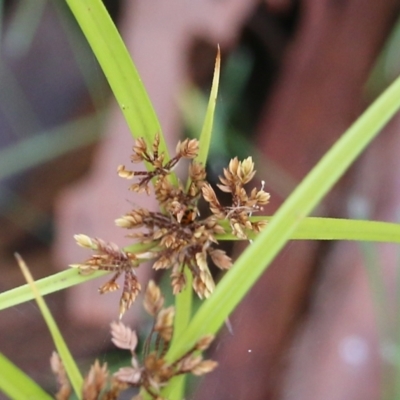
<box><xmin>180</xmin><ymin>208</ymin><xmax>197</xmax><ymax>225</ymax></box>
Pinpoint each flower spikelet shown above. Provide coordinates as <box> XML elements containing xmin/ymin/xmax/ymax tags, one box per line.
<box><xmin>111</xmin><ymin>296</ymin><xmax>217</xmax><ymax>399</ymax></box>
<box><xmin>111</xmin><ymin>321</ymin><xmax>138</xmax><ymax>352</ymax></box>
<box><xmin>50</xmin><ymin>352</ymin><xmax>71</xmax><ymax>400</ymax></box>
<box><xmin>71</xmin><ymin>235</ymin><xmax>140</xmax><ymax>318</ymax></box>
<box><xmin>203</xmin><ymin>156</ymin><xmax>270</xmax><ymax>239</ymax></box>
<box><xmin>144</xmin><ymin>280</ymin><xmax>164</xmax><ymax>316</ymax></box>
<box><xmin>176</xmin><ymin>138</ymin><xmax>199</xmax><ymax>158</ymax></box>
<box><xmin>82</xmin><ymin>360</ymin><xmax>109</xmax><ymax>400</ymax></box>
<box><xmin>154</xmin><ymin>306</ymin><xmax>175</xmax><ymax>342</ymax></box>
<box><xmin>192</xmin><ymin>360</ymin><xmax>218</xmax><ymax>376</ymax></box>
<box><xmin>72</xmin><ymin>136</ymin><xmax>269</xmax><ymax>314</ymax></box>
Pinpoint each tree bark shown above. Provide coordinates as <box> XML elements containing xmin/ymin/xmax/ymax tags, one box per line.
<box><xmin>194</xmin><ymin>0</ymin><xmax>400</xmax><ymax>399</ymax></box>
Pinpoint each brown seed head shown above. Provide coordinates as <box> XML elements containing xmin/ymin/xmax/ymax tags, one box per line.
<box><xmin>110</xmin><ymin>321</ymin><xmax>138</xmax><ymax>352</ymax></box>
<box><xmin>144</xmin><ymin>280</ymin><xmax>164</xmax><ymax>316</ymax></box>
<box><xmin>195</xmin><ymin>334</ymin><xmax>215</xmax><ymax>351</ymax></box>
<box><xmin>154</xmin><ymin>306</ymin><xmax>175</xmax><ymax>342</ymax></box>
<box><xmin>82</xmin><ymin>360</ymin><xmax>109</xmax><ymax>400</ymax></box>
<box><xmin>191</xmin><ymin>360</ymin><xmax>218</xmax><ymax>376</ymax></box>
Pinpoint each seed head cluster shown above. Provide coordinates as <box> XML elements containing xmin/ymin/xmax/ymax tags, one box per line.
<box><xmin>71</xmin><ymin>134</ymin><xmax>269</xmax><ymax>318</ymax></box>
<box><xmin>70</xmin><ymin>235</ymin><xmax>141</xmax><ymax>319</ymax></box>
<box><xmin>111</xmin><ymin>280</ymin><xmax>217</xmax><ymax>399</ymax></box>
<box><xmin>51</xmin><ymin>281</ymin><xmax>217</xmax><ymax>400</ymax></box>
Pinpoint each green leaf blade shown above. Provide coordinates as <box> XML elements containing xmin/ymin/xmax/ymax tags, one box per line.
<box><xmin>65</xmin><ymin>0</ymin><xmax>168</xmax><ymax>156</ymax></box>
<box><xmin>16</xmin><ymin>255</ymin><xmax>83</xmax><ymax>398</ymax></box>
<box><xmin>166</xmin><ymin>71</ymin><xmax>400</xmax><ymax>361</ymax></box>
<box><xmin>0</xmin><ymin>352</ymin><xmax>53</xmax><ymax>400</ymax></box>
<box><xmin>195</xmin><ymin>46</ymin><xmax>221</xmax><ymax>166</ymax></box>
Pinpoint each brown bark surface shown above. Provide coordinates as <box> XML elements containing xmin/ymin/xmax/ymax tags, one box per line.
<box><xmin>194</xmin><ymin>0</ymin><xmax>400</xmax><ymax>399</ymax></box>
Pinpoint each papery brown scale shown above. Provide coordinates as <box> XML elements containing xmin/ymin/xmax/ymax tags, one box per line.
<box><xmin>212</xmin><ymin>224</ymin><xmax>225</xmax><ymax>235</ymax></box>
<box><xmin>253</xmin><ymin>220</ymin><xmax>268</xmax><ymax>232</ymax></box>
<box><xmin>171</xmin><ymin>272</ymin><xmax>186</xmax><ymax>294</ymax></box>
<box><xmin>110</xmin><ymin>321</ymin><xmax>138</xmax><ymax>351</ymax></box>
<box><xmin>195</xmin><ymin>334</ymin><xmax>215</xmax><ymax>351</ymax></box>
<box><xmin>177</xmin><ymin>354</ymin><xmax>202</xmax><ymax>373</ymax></box>
<box><xmin>201</xmin><ymin>269</ymin><xmax>215</xmax><ymax>295</ymax></box>
<box><xmin>195</xmin><ymin>252</ymin><xmax>208</xmax><ymax>272</ymax></box>
<box><xmin>219</xmin><ymin>168</ymin><xmax>235</xmax><ymax>186</ymax></box>
<box><xmin>237</xmin><ymin>187</ymin><xmax>248</xmax><ymax>201</ymax></box>
<box><xmin>232</xmin><ymin>222</ymin><xmax>246</xmax><ymax>239</ymax></box>
<box><xmin>99</xmin><ymin>280</ymin><xmax>120</xmax><ymax>294</ymax></box>
<box><xmin>193</xmin><ymin>276</ymin><xmax>208</xmax><ymax>299</ymax></box>
<box><xmin>244</xmin><ymin>220</ymin><xmax>252</xmax><ymax>230</ymax></box>
<box><xmin>209</xmin><ymin>249</ymin><xmax>232</xmax><ymax>270</ymax></box>
<box><xmin>238</xmin><ymin>156</ymin><xmax>255</xmax><ymax>183</ymax></box>
<box><xmin>154</xmin><ymin>306</ymin><xmax>175</xmax><ymax>342</ymax></box>
<box><xmin>133</xmin><ymin>137</ymin><xmax>147</xmax><ymax>155</ymax></box>
<box><xmin>191</xmin><ymin>360</ymin><xmax>218</xmax><ymax>376</ymax></box>
<box><xmin>189</xmin><ymin>161</ymin><xmax>206</xmax><ymax>181</ymax></box>
<box><xmin>239</xmin><ymin>169</ymin><xmax>256</xmax><ymax>185</ymax></box>
<box><xmin>178</xmin><ymin>138</ymin><xmax>199</xmax><ymax>158</ymax></box>
<box><xmin>117</xmin><ymin>165</ymin><xmax>135</xmax><ymax>179</ymax></box>
<box><xmin>130</xmin><ymin>153</ymin><xmax>143</xmax><ymax>163</ymax></box>
<box><xmin>119</xmin><ymin>293</ymin><xmax>133</xmax><ymax>319</ymax></box>
<box><xmin>153</xmin><ymin>228</ymin><xmax>167</xmax><ymax>240</ymax></box>
<box><xmin>114</xmin><ymin>366</ymin><xmax>142</xmax><ymax>385</ymax></box>
<box><xmin>153</xmin><ymin>255</ymin><xmax>171</xmax><ymax>270</ymax></box>
<box><xmin>228</xmin><ymin>157</ymin><xmax>239</xmax><ymax>175</ymax></box>
<box><xmin>144</xmin><ymin>280</ymin><xmax>164</xmax><ymax>316</ymax></box>
<box><xmin>50</xmin><ymin>352</ymin><xmax>71</xmax><ymax>400</ymax></box>
<box><xmin>144</xmin><ymin>352</ymin><xmax>167</xmax><ymax>373</ymax></box>
<box><xmin>74</xmin><ymin>233</ymin><xmax>96</xmax><ymax>249</ymax></box>
<box><xmin>129</xmin><ymin>183</ymin><xmax>142</xmax><ymax>192</ymax></box>
<box><xmin>82</xmin><ymin>360</ymin><xmax>109</xmax><ymax>400</ymax></box>
<box><xmin>175</xmin><ymin>139</ymin><xmax>183</xmax><ymax>155</ymax></box>
<box><xmin>216</xmin><ymin>183</ymin><xmax>232</xmax><ymax>193</ymax></box>
<box><xmin>160</xmin><ymin>234</ymin><xmax>175</xmax><ymax>248</ymax></box>
<box><xmin>152</xmin><ymin>133</ymin><xmax>160</xmax><ymax>154</ymax></box>
<box><xmin>257</xmin><ymin>190</ymin><xmax>271</xmax><ymax>204</ymax></box>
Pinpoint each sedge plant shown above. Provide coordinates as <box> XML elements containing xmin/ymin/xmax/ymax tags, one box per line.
<box><xmin>2</xmin><ymin>0</ymin><xmax>400</xmax><ymax>399</ymax></box>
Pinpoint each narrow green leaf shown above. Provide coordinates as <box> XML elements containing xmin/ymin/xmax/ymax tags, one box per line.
<box><xmin>217</xmin><ymin>217</ymin><xmax>400</xmax><ymax>243</ymax></box>
<box><xmin>171</xmin><ymin>269</ymin><xmax>193</xmax><ymax>342</ymax></box>
<box><xmin>195</xmin><ymin>46</ymin><xmax>221</xmax><ymax>166</ymax></box>
<box><xmin>0</xmin><ymin>352</ymin><xmax>53</xmax><ymax>400</ymax></box>
<box><xmin>160</xmin><ymin>375</ymin><xmax>186</xmax><ymax>400</ymax></box>
<box><xmin>0</xmin><ymin>241</ymin><xmax>153</xmax><ymax>311</ymax></box>
<box><xmin>0</xmin><ymin>269</ymin><xmax>107</xmax><ymax>311</ymax></box>
<box><xmin>65</xmin><ymin>0</ymin><xmax>169</xmax><ymax>157</ymax></box>
<box><xmin>2</xmin><ymin>217</ymin><xmax>400</xmax><ymax>311</ymax></box>
<box><xmin>15</xmin><ymin>254</ymin><xmax>83</xmax><ymax>398</ymax></box>
<box><xmin>166</xmin><ymin>71</ymin><xmax>400</xmax><ymax>361</ymax></box>
<box><xmin>163</xmin><ymin>270</ymin><xmax>193</xmax><ymax>400</ymax></box>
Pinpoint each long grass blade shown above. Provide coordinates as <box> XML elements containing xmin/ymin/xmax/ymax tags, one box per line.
<box><xmin>166</xmin><ymin>71</ymin><xmax>400</xmax><ymax>361</ymax></box>
<box><xmin>195</xmin><ymin>46</ymin><xmax>221</xmax><ymax>165</ymax></box>
<box><xmin>15</xmin><ymin>254</ymin><xmax>83</xmax><ymax>398</ymax></box>
<box><xmin>217</xmin><ymin>217</ymin><xmax>400</xmax><ymax>242</ymax></box>
<box><xmin>65</xmin><ymin>0</ymin><xmax>168</xmax><ymax>158</ymax></box>
<box><xmin>0</xmin><ymin>352</ymin><xmax>52</xmax><ymax>400</ymax></box>
<box><xmin>0</xmin><ymin>241</ymin><xmax>153</xmax><ymax>311</ymax></box>
<box><xmin>1</xmin><ymin>217</ymin><xmax>400</xmax><ymax>311</ymax></box>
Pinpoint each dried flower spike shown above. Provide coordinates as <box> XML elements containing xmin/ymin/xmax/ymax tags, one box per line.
<box><xmin>82</xmin><ymin>360</ymin><xmax>109</xmax><ymax>400</ymax></box>
<box><xmin>202</xmin><ymin>156</ymin><xmax>270</xmax><ymax>239</ymax></box>
<box><xmin>50</xmin><ymin>352</ymin><xmax>71</xmax><ymax>400</ymax></box>
<box><xmin>111</xmin><ymin>288</ymin><xmax>218</xmax><ymax>399</ymax></box>
<box><xmin>70</xmin><ymin>235</ymin><xmax>141</xmax><ymax>318</ymax></box>
<box><xmin>72</xmin><ymin>134</ymin><xmax>269</xmax><ymax>316</ymax></box>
